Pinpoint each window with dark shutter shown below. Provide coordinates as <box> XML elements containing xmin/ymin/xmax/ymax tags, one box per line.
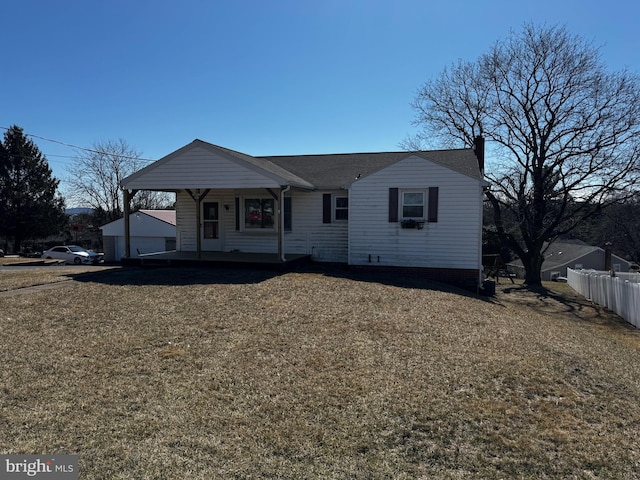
<box><xmin>244</xmin><ymin>198</ymin><xmax>275</xmax><ymax>229</ymax></box>
<box><xmin>402</xmin><ymin>191</ymin><xmax>424</xmax><ymax>218</ymax></box>
<box><xmin>428</xmin><ymin>187</ymin><xmax>439</xmax><ymax>222</ymax></box>
<box><xmin>388</xmin><ymin>188</ymin><xmax>399</xmax><ymax>222</ymax></box>
<box><xmin>322</xmin><ymin>194</ymin><xmax>332</xmax><ymax>223</ymax></box>
<box><xmin>334</xmin><ymin>196</ymin><xmax>348</xmax><ymax>221</ymax></box>
<box><xmin>235</xmin><ymin>197</ymin><xmax>240</xmax><ymax>231</ymax></box>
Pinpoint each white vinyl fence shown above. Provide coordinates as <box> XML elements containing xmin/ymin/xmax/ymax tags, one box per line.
<box><xmin>567</xmin><ymin>268</ymin><xmax>640</xmax><ymax>328</ymax></box>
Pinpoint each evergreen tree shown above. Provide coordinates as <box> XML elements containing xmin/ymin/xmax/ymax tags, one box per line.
<box><xmin>0</xmin><ymin>125</ymin><xmax>66</xmax><ymax>252</ymax></box>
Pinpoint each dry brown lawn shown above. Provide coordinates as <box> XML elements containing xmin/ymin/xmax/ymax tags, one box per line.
<box><xmin>1</xmin><ymin>267</ymin><xmax>639</xmax><ymax>479</ymax></box>
<box><xmin>0</xmin><ymin>263</ymin><xmax>116</xmax><ymax>292</ymax></box>
<box><xmin>0</xmin><ymin>257</ymin><xmax>46</xmax><ymax>266</ymax></box>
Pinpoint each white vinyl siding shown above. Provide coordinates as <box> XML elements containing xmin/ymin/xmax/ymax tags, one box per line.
<box><xmin>172</xmin><ymin>154</ymin><xmax>483</xmax><ymax>269</ymax></box>
<box><xmin>176</xmin><ymin>190</ymin><xmax>198</xmax><ymax>251</ymax></box>
<box><xmin>175</xmin><ymin>189</ymin><xmax>348</xmax><ymax>262</ymax></box>
<box><xmin>348</xmin><ymin>155</ymin><xmax>483</xmax><ymax>270</ymax></box>
<box><xmin>286</xmin><ymin>190</ymin><xmax>348</xmax><ymax>262</ymax></box>
<box><xmin>124</xmin><ymin>146</ymin><xmax>283</xmax><ymax>190</ymax></box>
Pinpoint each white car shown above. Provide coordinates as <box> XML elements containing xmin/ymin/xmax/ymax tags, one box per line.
<box><xmin>41</xmin><ymin>245</ymin><xmax>104</xmax><ymax>265</ymax></box>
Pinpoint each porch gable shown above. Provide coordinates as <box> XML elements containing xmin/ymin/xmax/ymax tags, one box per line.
<box><xmin>121</xmin><ymin>140</ymin><xmax>312</xmax><ymax>191</ymax></box>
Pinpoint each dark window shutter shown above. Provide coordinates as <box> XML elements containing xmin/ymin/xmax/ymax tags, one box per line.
<box><xmin>322</xmin><ymin>194</ymin><xmax>332</xmax><ymax>224</ymax></box>
<box><xmin>388</xmin><ymin>188</ymin><xmax>399</xmax><ymax>222</ymax></box>
<box><xmin>284</xmin><ymin>196</ymin><xmax>292</xmax><ymax>231</ymax></box>
<box><xmin>235</xmin><ymin>197</ymin><xmax>240</xmax><ymax>230</ymax></box>
<box><xmin>428</xmin><ymin>187</ymin><xmax>439</xmax><ymax>222</ymax></box>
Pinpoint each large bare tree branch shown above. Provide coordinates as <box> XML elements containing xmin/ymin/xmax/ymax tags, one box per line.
<box><xmin>409</xmin><ymin>24</ymin><xmax>640</xmax><ymax>286</ymax></box>
<box><xmin>66</xmin><ymin>139</ymin><xmax>173</xmax><ymax>222</ymax></box>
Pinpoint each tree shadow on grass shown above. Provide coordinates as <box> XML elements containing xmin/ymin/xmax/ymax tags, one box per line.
<box><xmin>69</xmin><ymin>263</ymin><xmax>493</xmax><ymax>302</ymax></box>
<box><xmin>69</xmin><ymin>265</ymin><xmax>281</xmax><ymax>286</ymax></box>
<box><xmin>499</xmin><ymin>282</ymin><xmax>637</xmax><ymax>330</ymax></box>
<box><xmin>303</xmin><ymin>263</ymin><xmax>495</xmax><ymax>301</ymax></box>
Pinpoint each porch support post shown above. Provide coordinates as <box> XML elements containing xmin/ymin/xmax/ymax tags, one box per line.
<box><xmin>266</xmin><ymin>187</ymin><xmax>285</xmax><ymax>263</ymax></box>
<box><xmin>196</xmin><ymin>192</ymin><xmax>202</xmax><ymax>259</ymax></box>
<box><xmin>279</xmin><ymin>185</ymin><xmax>290</xmax><ymax>262</ymax></box>
<box><xmin>123</xmin><ymin>189</ymin><xmax>138</xmax><ymax>258</ymax></box>
<box><xmin>186</xmin><ymin>188</ymin><xmax>211</xmax><ymax>260</ymax></box>
<box><xmin>277</xmin><ymin>203</ymin><xmax>282</xmax><ymax>263</ymax></box>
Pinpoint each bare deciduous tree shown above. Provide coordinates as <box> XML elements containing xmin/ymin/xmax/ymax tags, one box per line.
<box><xmin>574</xmin><ymin>199</ymin><xmax>640</xmax><ymax>264</ymax></box>
<box><xmin>67</xmin><ymin>139</ymin><xmax>172</xmax><ymax>222</ymax></box>
<box><xmin>408</xmin><ymin>24</ymin><xmax>640</xmax><ymax>286</ymax></box>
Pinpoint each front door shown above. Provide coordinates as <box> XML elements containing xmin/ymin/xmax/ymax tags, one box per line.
<box><xmin>202</xmin><ymin>201</ymin><xmax>223</xmax><ymax>251</ymax></box>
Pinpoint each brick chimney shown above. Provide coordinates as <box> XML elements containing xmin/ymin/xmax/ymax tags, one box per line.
<box><xmin>604</xmin><ymin>241</ymin><xmax>613</xmax><ymax>271</ymax></box>
<box><xmin>473</xmin><ymin>135</ymin><xmax>485</xmax><ymax>174</ymax></box>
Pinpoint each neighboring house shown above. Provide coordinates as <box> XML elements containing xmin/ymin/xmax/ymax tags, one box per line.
<box><xmin>100</xmin><ymin>210</ymin><xmax>176</xmax><ymax>262</ymax></box>
<box><xmin>507</xmin><ymin>239</ymin><xmax>632</xmax><ymax>281</ymax></box>
<box><xmin>120</xmin><ymin>138</ymin><xmax>487</xmax><ymax>287</ymax></box>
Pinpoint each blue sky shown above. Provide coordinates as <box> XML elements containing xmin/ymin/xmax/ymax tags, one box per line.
<box><xmin>1</xmin><ymin>0</ymin><xmax>639</xmax><ymax>202</ymax></box>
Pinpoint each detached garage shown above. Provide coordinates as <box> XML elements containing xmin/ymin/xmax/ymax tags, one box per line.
<box><xmin>100</xmin><ymin>210</ymin><xmax>176</xmax><ymax>262</ymax></box>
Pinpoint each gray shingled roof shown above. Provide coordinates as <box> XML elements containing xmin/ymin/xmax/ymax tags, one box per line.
<box><xmin>123</xmin><ymin>139</ymin><xmax>483</xmax><ymax>190</ymax></box>
<box><xmin>194</xmin><ymin>141</ymin><xmax>315</xmax><ymax>189</ymax></box>
<box><xmin>540</xmin><ymin>241</ymin><xmax>600</xmax><ymax>269</ymax></box>
<box><xmin>264</xmin><ymin>149</ymin><xmax>482</xmax><ymax>189</ymax></box>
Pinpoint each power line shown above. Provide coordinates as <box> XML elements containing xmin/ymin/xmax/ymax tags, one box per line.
<box><xmin>0</xmin><ymin>150</ymin><xmax>90</xmax><ymax>168</ymax></box>
<box><xmin>0</xmin><ymin>126</ymin><xmax>158</xmax><ymax>163</ymax></box>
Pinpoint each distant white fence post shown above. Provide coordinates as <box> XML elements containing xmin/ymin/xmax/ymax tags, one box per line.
<box><xmin>567</xmin><ymin>268</ymin><xmax>640</xmax><ymax>328</ymax></box>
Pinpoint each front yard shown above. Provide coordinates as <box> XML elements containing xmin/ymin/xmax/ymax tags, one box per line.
<box><xmin>1</xmin><ymin>267</ymin><xmax>639</xmax><ymax>478</ymax></box>
<box><xmin>0</xmin><ymin>260</ymin><xmax>116</xmax><ymax>292</ymax></box>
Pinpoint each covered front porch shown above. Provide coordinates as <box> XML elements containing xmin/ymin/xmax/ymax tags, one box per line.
<box><xmin>120</xmin><ymin>140</ymin><xmax>316</xmax><ymax>266</ymax></box>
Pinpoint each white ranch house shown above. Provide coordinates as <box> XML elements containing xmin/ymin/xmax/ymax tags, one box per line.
<box><xmin>120</xmin><ymin>138</ymin><xmax>487</xmax><ymax>288</ymax></box>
